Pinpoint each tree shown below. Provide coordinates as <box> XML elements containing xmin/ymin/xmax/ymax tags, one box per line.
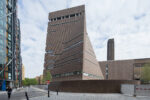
<box><xmin>43</xmin><ymin>70</ymin><xmax>52</xmax><ymax>84</ymax></box>
<box><xmin>141</xmin><ymin>63</ymin><xmax>150</xmax><ymax>83</ymax></box>
<box><xmin>22</xmin><ymin>80</ymin><xmax>27</xmax><ymax>86</ymax></box>
<box><xmin>22</xmin><ymin>78</ymin><xmax>38</xmax><ymax>86</ymax></box>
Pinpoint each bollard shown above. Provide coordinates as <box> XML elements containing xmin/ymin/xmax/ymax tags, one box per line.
<box><xmin>133</xmin><ymin>85</ymin><xmax>136</xmax><ymax>97</ymax></box>
<box><xmin>25</xmin><ymin>92</ymin><xmax>29</xmax><ymax>100</ymax></box>
<box><xmin>48</xmin><ymin>90</ymin><xmax>50</xmax><ymax>97</ymax></box>
<box><xmin>56</xmin><ymin>90</ymin><xmax>58</xmax><ymax>95</ymax></box>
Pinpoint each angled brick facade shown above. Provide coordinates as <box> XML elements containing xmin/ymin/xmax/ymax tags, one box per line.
<box><xmin>44</xmin><ymin>5</ymin><xmax>104</xmax><ymax>82</ymax></box>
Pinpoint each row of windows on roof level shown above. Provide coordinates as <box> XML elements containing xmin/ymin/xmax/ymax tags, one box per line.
<box><xmin>50</xmin><ymin>19</ymin><xmax>79</xmax><ymax>26</ymax></box>
<box><xmin>50</xmin><ymin>12</ymin><xmax>82</xmax><ymax>22</ymax></box>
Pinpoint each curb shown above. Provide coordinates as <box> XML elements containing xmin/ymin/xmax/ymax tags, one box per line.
<box><xmin>31</xmin><ymin>86</ymin><xmax>47</xmax><ymax>93</ymax></box>
<box><xmin>0</xmin><ymin>91</ymin><xmax>6</xmax><ymax>95</ymax></box>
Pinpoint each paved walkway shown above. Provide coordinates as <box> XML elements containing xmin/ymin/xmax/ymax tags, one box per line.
<box><xmin>0</xmin><ymin>88</ymin><xmax>19</xmax><ymax>95</ymax></box>
<box><xmin>0</xmin><ymin>91</ymin><xmax>6</xmax><ymax>94</ymax></box>
<box><xmin>0</xmin><ymin>87</ymin><xmax>47</xmax><ymax>100</ymax></box>
<box><xmin>29</xmin><ymin>92</ymin><xmax>150</xmax><ymax>100</ymax></box>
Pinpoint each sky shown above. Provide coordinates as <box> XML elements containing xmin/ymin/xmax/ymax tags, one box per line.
<box><xmin>18</xmin><ymin>0</ymin><xmax>150</xmax><ymax>78</ymax></box>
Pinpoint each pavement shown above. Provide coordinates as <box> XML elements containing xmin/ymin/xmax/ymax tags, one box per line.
<box><xmin>1</xmin><ymin>86</ymin><xmax>150</xmax><ymax>100</ymax></box>
<box><xmin>29</xmin><ymin>91</ymin><xmax>150</xmax><ymax>100</ymax></box>
<box><xmin>0</xmin><ymin>88</ymin><xmax>18</xmax><ymax>94</ymax></box>
<box><xmin>0</xmin><ymin>91</ymin><xmax>6</xmax><ymax>94</ymax></box>
<box><xmin>0</xmin><ymin>87</ymin><xmax>47</xmax><ymax>100</ymax></box>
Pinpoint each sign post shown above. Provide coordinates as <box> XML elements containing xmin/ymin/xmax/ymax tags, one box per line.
<box><xmin>47</xmin><ymin>80</ymin><xmax>50</xmax><ymax>97</ymax></box>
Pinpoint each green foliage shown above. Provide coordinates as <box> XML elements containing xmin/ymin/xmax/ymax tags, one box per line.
<box><xmin>22</xmin><ymin>78</ymin><xmax>38</xmax><ymax>86</ymax></box>
<box><xmin>22</xmin><ymin>80</ymin><xmax>27</xmax><ymax>86</ymax></box>
<box><xmin>43</xmin><ymin>70</ymin><xmax>52</xmax><ymax>84</ymax></box>
<box><xmin>141</xmin><ymin>63</ymin><xmax>150</xmax><ymax>83</ymax></box>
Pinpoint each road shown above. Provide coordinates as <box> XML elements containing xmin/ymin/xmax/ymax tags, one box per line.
<box><xmin>0</xmin><ymin>87</ymin><xmax>47</xmax><ymax>100</ymax></box>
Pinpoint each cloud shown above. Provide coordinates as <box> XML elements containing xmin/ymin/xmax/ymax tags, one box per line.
<box><xmin>18</xmin><ymin>0</ymin><xmax>150</xmax><ymax>78</ymax></box>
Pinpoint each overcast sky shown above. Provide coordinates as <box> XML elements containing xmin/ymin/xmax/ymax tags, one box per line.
<box><xmin>18</xmin><ymin>0</ymin><xmax>150</xmax><ymax>78</ymax></box>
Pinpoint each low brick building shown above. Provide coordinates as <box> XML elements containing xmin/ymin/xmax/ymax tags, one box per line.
<box><xmin>99</xmin><ymin>58</ymin><xmax>150</xmax><ymax>80</ymax></box>
<box><xmin>36</xmin><ymin>75</ymin><xmax>43</xmax><ymax>85</ymax></box>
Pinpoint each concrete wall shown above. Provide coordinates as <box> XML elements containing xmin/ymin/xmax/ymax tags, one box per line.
<box><xmin>121</xmin><ymin>84</ymin><xmax>150</xmax><ymax>96</ymax></box>
<box><xmin>49</xmin><ymin>80</ymin><xmax>140</xmax><ymax>93</ymax></box>
<box><xmin>121</xmin><ymin>84</ymin><xmax>135</xmax><ymax>96</ymax></box>
<box><xmin>136</xmin><ymin>85</ymin><xmax>150</xmax><ymax>96</ymax></box>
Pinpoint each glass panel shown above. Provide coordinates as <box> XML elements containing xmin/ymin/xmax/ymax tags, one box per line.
<box><xmin>0</xmin><ymin>0</ymin><xmax>6</xmax><ymax>64</ymax></box>
<box><xmin>8</xmin><ymin>34</ymin><xmax>11</xmax><ymax>41</ymax></box>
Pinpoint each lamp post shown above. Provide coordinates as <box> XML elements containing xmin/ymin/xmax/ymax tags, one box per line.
<box><xmin>46</xmin><ymin>80</ymin><xmax>50</xmax><ymax>97</ymax></box>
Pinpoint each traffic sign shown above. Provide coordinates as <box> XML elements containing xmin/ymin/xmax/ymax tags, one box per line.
<box><xmin>46</xmin><ymin>80</ymin><xmax>50</xmax><ymax>84</ymax></box>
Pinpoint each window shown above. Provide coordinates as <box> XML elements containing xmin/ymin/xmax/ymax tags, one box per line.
<box><xmin>64</xmin><ymin>40</ymin><xmax>83</xmax><ymax>51</ymax></box>
<box><xmin>0</xmin><ymin>29</ymin><xmax>3</xmax><ymax>35</ymax></box>
<box><xmin>76</xmin><ymin>13</ymin><xmax>79</xmax><ymax>16</ymax></box>
<box><xmin>83</xmin><ymin>72</ymin><xmax>101</xmax><ymax>79</ymax></box>
<box><xmin>50</xmin><ymin>19</ymin><xmax>53</xmax><ymax>21</ymax></box>
<box><xmin>73</xmin><ymin>71</ymin><xmax>81</xmax><ymax>75</ymax></box>
<box><xmin>54</xmin><ymin>18</ymin><xmax>56</xmax><ymax>21</ymax></box>
<box><xmin>83</xmin><ymin>73</ymin><xmax>88</xmax><ymax>76</ymax></box>
<box><xmin>0</xmin><ymin>2</ymin><xmax>3</xmax><ymax>10</ymax></box>
<box><xmin>70</xmin><ymin>14</ymin><xmax>75</xmax><ymax>17</ymax></box>
<box><xmin>8</xmin><ymin>49</ymin><xmax>12</xmax><ymax>54</ymax></box>
<box><xmin>0</xmin><ymin>39</ymin><xmax>3</xmax><ymax>44</ymax></box>
<box><xmin>7</xmin><ymin>41</ymin><xmax>11</xmax><ymax>49</ymax></box>
<box><xmin>53</xmin><ymin>71</ymin><xmax>82</xmax><ymax>78</ymax></box>
<box><xmin>8</xmin><ymin>34</ymin><xmax>11</xmax><ymax>41</ymax></box>
<box><xmin>135</xmin><ymin>64</ymin><xmax>142</xmax><ymax>67</ymax></box>
<box><xmin>0</xmin><ymin>10</ymin><xmax>3</xmax><ymax>16</ymax></box>
<box><xmin>8</xmin><ymin>73</ymin><xmax>12</xmax><ymax>80</ymax></box>
<box><xmin>47</xmin><ymin>64</ymin><xmax>54</xmax><ymax>69</ymax></box>
<box><xmin>0</xmin><ymin>20</ymin><xmax>3</xmax><ymax>26</ymax></box>
<box><xmin>8</xmin><ymin>2</ymin><xmax>12</xmax><ymax>10</ymax></box>
<box><xmin>57</xmin><ymin>17</ymin><xmax>61</xmax><ymax>20</ymax></box>
<box><xmin>79</xmin><ymin>12</ymin><xmax>82</xmax><ymax>16</ymax></box>
<box><xmin>49</xmin><ymin>60</ymin><xmax>55</xmax><ymax>63</ymax></box>
<box><xmin>65</xmin><ymin>15</ymin><xmax>69</xmax><ymax>18</ymax></box>
<box><xmin>8</xmin><ymin>16</ymin><xmax>11</xmax><ymax>25</ymax></box>
<box><xmin>46</xmin><ymin>50</ymin><xmax>53</xmax><ymax>54</ymax></box>
<box><xmin>8</xmin><ymin>27</ymin><xmax>11</xmax><ymax>33</ymax></box>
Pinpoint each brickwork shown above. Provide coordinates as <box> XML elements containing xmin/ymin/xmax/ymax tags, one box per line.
<box><xmin>49</xmin><ymin>80</ymin><xmax>140</xmax><ymax>93</ymax></box>
<box><xmin>107</xmin><ymin>39</ymin><xmax>114</xmax><ymax>60</ymax></box>
<box><xmin>99</xmin><ymin>58</ymin><xmax>150</xmax><ymax>80</ymax></box>
<box><xmin>44</xmin><ymin>5</ymin><xmax>104</xmax><ymax>82</ymax></box>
